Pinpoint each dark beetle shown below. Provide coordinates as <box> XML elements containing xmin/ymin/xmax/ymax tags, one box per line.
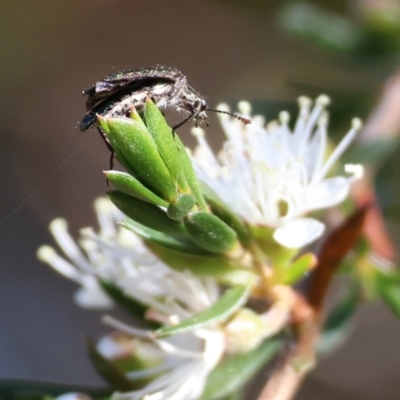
<box><xmin>80</xmin><ymin>66</ymin><xmax>250</xmax><ymax>132</ymax></box>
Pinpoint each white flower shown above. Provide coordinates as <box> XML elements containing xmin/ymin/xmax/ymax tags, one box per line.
<box><xmin>55</xmin><ymin>394</ymin><xmax>92</xmax><ymax>400</ymax></box>
<box><xmin>37</xmin><ymin>199</ymin><xmax>221</xmax><ymax>314</ymax></box>
<box><xmin>192</xmin><ymin>95</ymin><xmax>363</xmax><ymax>249</ymax></box>
<box><xmin>37</xmin><ymin>198</ymin><xmax>170</xmax><ymax>309</ymax></box>
<box><xmin>101</xmin><ymin>317</ymin><xmax>224</xmax><ymax>400</ymax></box>
<box><xmin>38</xmin><ymin>198</ymin><xmax>225</xmax><ymax>400</ymax></box>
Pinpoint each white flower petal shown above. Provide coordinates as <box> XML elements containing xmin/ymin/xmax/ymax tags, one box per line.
<box><xmin>74</xmin><ymin>280</ymin><xmax>113</xmax><ymax>309</ymax></box>
<box><xmin>273</xmin><ymin>218</ymin><xmax>325</xmax><ymax>248</ymax></box>
<box><xmin>55</xmin><ymin>394</ymin><xmax>92</xmax><ymax>400</ymax></box>
<box><xmin>304</xmin><ymin>176</ymin><xmax>350</xmax><ymax>211</ymax></box>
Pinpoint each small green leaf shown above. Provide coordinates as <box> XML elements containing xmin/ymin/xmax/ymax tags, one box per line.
<box><xmin>375</xmin><ymin>269</ymin><xmax>400</xmax><ymax>319</ymax></box>
<box><xmin>167</xmin><ymin>194</ymin><xmax>197</xmax><ymax>221</ymax></box>
<box><xmin>175</xmin><ymin>135</ymin><xmax>208</xmax><ymax>210</ymax></box>
<box><xmin>201</xmin><ymin>338</ymin><xmax>281</xmax><ymax>400</ymax></box>
<box><xmin>121</xmin><ymin>218</ymin><xmax>214</xmax><ymax>255</ymax></box>
<box><xmin>129</xmin><ymin>107</ymin><xmax>146</xmax><ymax>128</ymax></box>
<box><xmin>379</xmin><ymin>284</ymin><xmax>400</xmax><ymax>319</ymax></box>
<box><xmin>219</xmin><ymin>391</ymin><xmax>245</xmax><ymax>400</ymax></box>
<box><xmin>184</xmin><ymin>211</ymin><xmax>238</xmax><ymax>253</ymax></box>
<box><xmin>98</xmin><ymin>116</ymin><xmax>144</xmax><ymax>177</ymax></box>
<box><xmin>106</xmin><ymin>118</ymin><xmax>177</xmax><ymax>200</ymax></box>
<box><xmin>155</xmin><ymin>285</ymin><xmax>251</xmax><ymax>338</ymax></box>
<box><xmin>105</xmin><ymin>170</ymin><xmax>168</xmax><ymax>207</ymax></box>
<box><xmin>145</xmin><ymin>241</ymin><xmax>258</xmax><ymax>286</ymax></box>
<box><xmin>201</xmin><ymin>182</ymin><xmax>251</xmax><ymax>247</ymax></box>
<box><xmin>144</xmin><ymin>99</ymin><xmax>189</xmax><ymax>192</ymax></box>
<box><xmin>281</xmin><ymin>253</ymin><xmax>317</xmax><ymax>285</ymax></box>
<box><xmin>108</xmin><ymin>190</ymin><xmax>186</xmax><ymax>235</ymax></box>
<box><xmin>87</xmin><ymin>338</ymin><xmax>138</xmax><ymax>392</ymax></box>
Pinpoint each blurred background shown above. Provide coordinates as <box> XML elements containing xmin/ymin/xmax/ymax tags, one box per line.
<box><xmin>1</xmin><ymin>0</ymin><xmax>400</xmax><ymax>399</ymax></box>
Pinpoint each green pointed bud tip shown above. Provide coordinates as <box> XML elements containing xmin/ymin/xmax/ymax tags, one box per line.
<box><xmin>106</xmin><ymin>116</ymin><xmax>141</xmax><ymax>133</ymax></box>
<box><xmin>98</xmin><ymin>115</ymin><xmax>111</xmax><ymax>135</ymax></box>
<box><xmin>129</xmin><ymin>107</ymin><xmax>147</xmax><ymax>130</ymax></box>
<box><xmin>104</xmin><ymin>171</ymin><xmax>169</xmax><ymax>207</ymax></box>
<box><xmin>129</xmin><ymin>106</ymin><xmax>145</xmax><ymax>123</ymax></box>
<box><xmin>167</xmin><ymin>194</ymin><xmax>197</xmax><ymax>221</ymax></box>
<box><xmin>184</xmin><ymin>211</ymin><xmax>238</xmax><ymax>254</ymax></box>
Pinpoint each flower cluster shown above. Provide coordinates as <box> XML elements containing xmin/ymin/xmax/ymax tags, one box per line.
<box><xmin>192</xmin><ymin>95</ymin><xmax>362</xmax><ymax>249</ymax></box>
<box><xmin>38</xmin><ymin>199</ymin><xmax>225</xmax><ymax>400</ymax></box>
<box><xmin>39</xmin><ymin>95</ymin><xmax>363</xmax><ymax>400</ymax></box>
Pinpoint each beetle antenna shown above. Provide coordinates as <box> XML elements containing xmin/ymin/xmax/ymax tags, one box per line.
<box><xmin>206</xmin><ymin>108</ymin><xmax>251</xmax><ymax>125</ymax></box>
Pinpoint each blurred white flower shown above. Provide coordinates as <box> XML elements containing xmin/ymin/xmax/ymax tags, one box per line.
<box><xmin>38</xmin><ymin>197</ymin><xmax>225</xmax><ymax>400</ymax></box>
<box><xmin>97</xmin><ymin>259</ymin><xmax>223</xmax><ymax>400</ymax></box>
<box><xmin>55</xmin><ymin>394</ymin><xmax>93</xmax><ymax>400</ymax></box>
<box><xmin>192</xmin><ymin>95</ymin><xmax>363</xmax><ymax>249</ymax></box>
<box><xmin>102</xmin><ymin>317</ymin><xmax>224</xmax><ymax>400</ymax></box>
<box><xmin>37</xmin><ymin>198</ymin><xmax>220</xmax><ymax>315</ymax></box>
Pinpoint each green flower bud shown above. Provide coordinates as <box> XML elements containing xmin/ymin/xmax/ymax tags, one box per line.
<box><xmin>224</xmin><ymin>308</ymin><xmax>269</xmax><ymax>354</ymax></box>
<box><xmin>104</xmin><ymin>117</ymin><xmax>177</xmax><ymax>201</ymax></box>
<box><xmin>167</xmin><ymin>194</ymin><xmax>197</xmax><ymax>221</ymax></box>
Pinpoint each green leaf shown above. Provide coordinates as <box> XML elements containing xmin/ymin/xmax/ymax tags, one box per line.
<box><xmin>0</xmin><ymin>380</ymin><xmax>110</xmax><ymax>400</ymax></box>
<box><xmin>201</xmin><ymin>338</ymin><xmax>281</xmax><ymax>400</ymax></box>
<box><xmin>98</xmin><ymin>116</ymin><xmax>146</xmax><ymax>177</ymax></box>
<box><xmin>219</xmin><ymin>392</ymin><xmax>245</xmax><ymax>400</ymax></box>
<box><xmin>87</xmin><ymin>338</ymin><xmax>138</xmax><ymax>392</ymax></box>
<box><xmin>184</xmin><ymin>211</ymin><xmax>238</xmax><ymax>253</ymax></box>
<box><xmin>201</xmin><ymin>182</ymin><xmax>251</xmax><ymax>247</ymax></box>
<box><xmin>174</xmin><ymin>135</ymin><xmax>208</xmax><ymax>210</ymax></box>
<box><xmin>379</xmin><ymin>283</ymin><xmax>400</xmax><ymax>319</ymax></box>
<box><xmin>129</xmin><ymin>107</ymin><xmax>146</xmax><ymax>129</ymax></box>
<box><xmin>318</xmin><ymin>284</ymin><xmax>358</xmax><ymax>355</ymax></box>
<box><xmin>144</xmin><ymin>99</ymin><xmax>189</xmax><ymax>192</ymax></box>
<box><xmin>155</xmin><ymin>285</ymin><xmax>251</xmax><ymax>338</ymax></box>
<box><xmin>106</xmin><ymin>118</ymin><xmax>177</xmax><ymax>200</ymax></box>
<box><xmin>167</xmin><ymin>194</ymin><xmax>197</xmax><ymax>221</ymax></box>
<box><xmin>121</xmin><ymin>218</ymin><xmax>213</xmax><ymax>255</ymax></box>
<box><xmin>145</xmin><ymin>241</ymin><xmax>258</xmax><ymax>286</ymax></box>
<box><xmin>375</xmin><ymin>269</ymin><xmax>400</xmax><ymax>319</ymax></box>
<box><xmin>105</xmin><ymin>170</ymin><xmax>169</xmax><ymax>207</ymax></box>
<box><xmin>281</xmin><ymin>253</ymin><xmax>316</xmax><ymax>285</ymax></box>
<box><xmin>108</xmin><ymin>190</ymin><xmax>186</xmax><ymax>235</ymax></box>
<box><xmin>100</xmin><ymin>281</ymin><xmax>159</xmax><ymax>329</ymax></box>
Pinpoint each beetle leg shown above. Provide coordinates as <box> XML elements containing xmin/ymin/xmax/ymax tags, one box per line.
<box><xmin>96</xmin><ymin>127</ymin><xmax>115</xmax><ymax>170</ymax></box>
<box><xmin>172</xmin><ymin>112</ymin><xmax>195</xmax><ymax>132</ymax></box>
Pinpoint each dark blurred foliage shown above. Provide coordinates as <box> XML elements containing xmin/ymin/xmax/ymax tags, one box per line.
<box><xmin>2</xmin><ymin>1</ymin><xmax>400</xmax><ymax>399</ymax></box>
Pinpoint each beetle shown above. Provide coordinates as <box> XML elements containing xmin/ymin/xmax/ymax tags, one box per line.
<box><xmin>79</xmin><ymin>66</ymin><xmax>250</xmax><ymax>167</ymax></box>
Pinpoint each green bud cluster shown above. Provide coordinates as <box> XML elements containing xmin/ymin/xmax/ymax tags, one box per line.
<box><xmin>98</xmin><ymin>99</ymin><xmax>318</xmax><ymax>288</ymax></box>
<box><xmin>99</xmin><ymin>99</ymin><xmax>262</xmax><ymax>286</ymax></box>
